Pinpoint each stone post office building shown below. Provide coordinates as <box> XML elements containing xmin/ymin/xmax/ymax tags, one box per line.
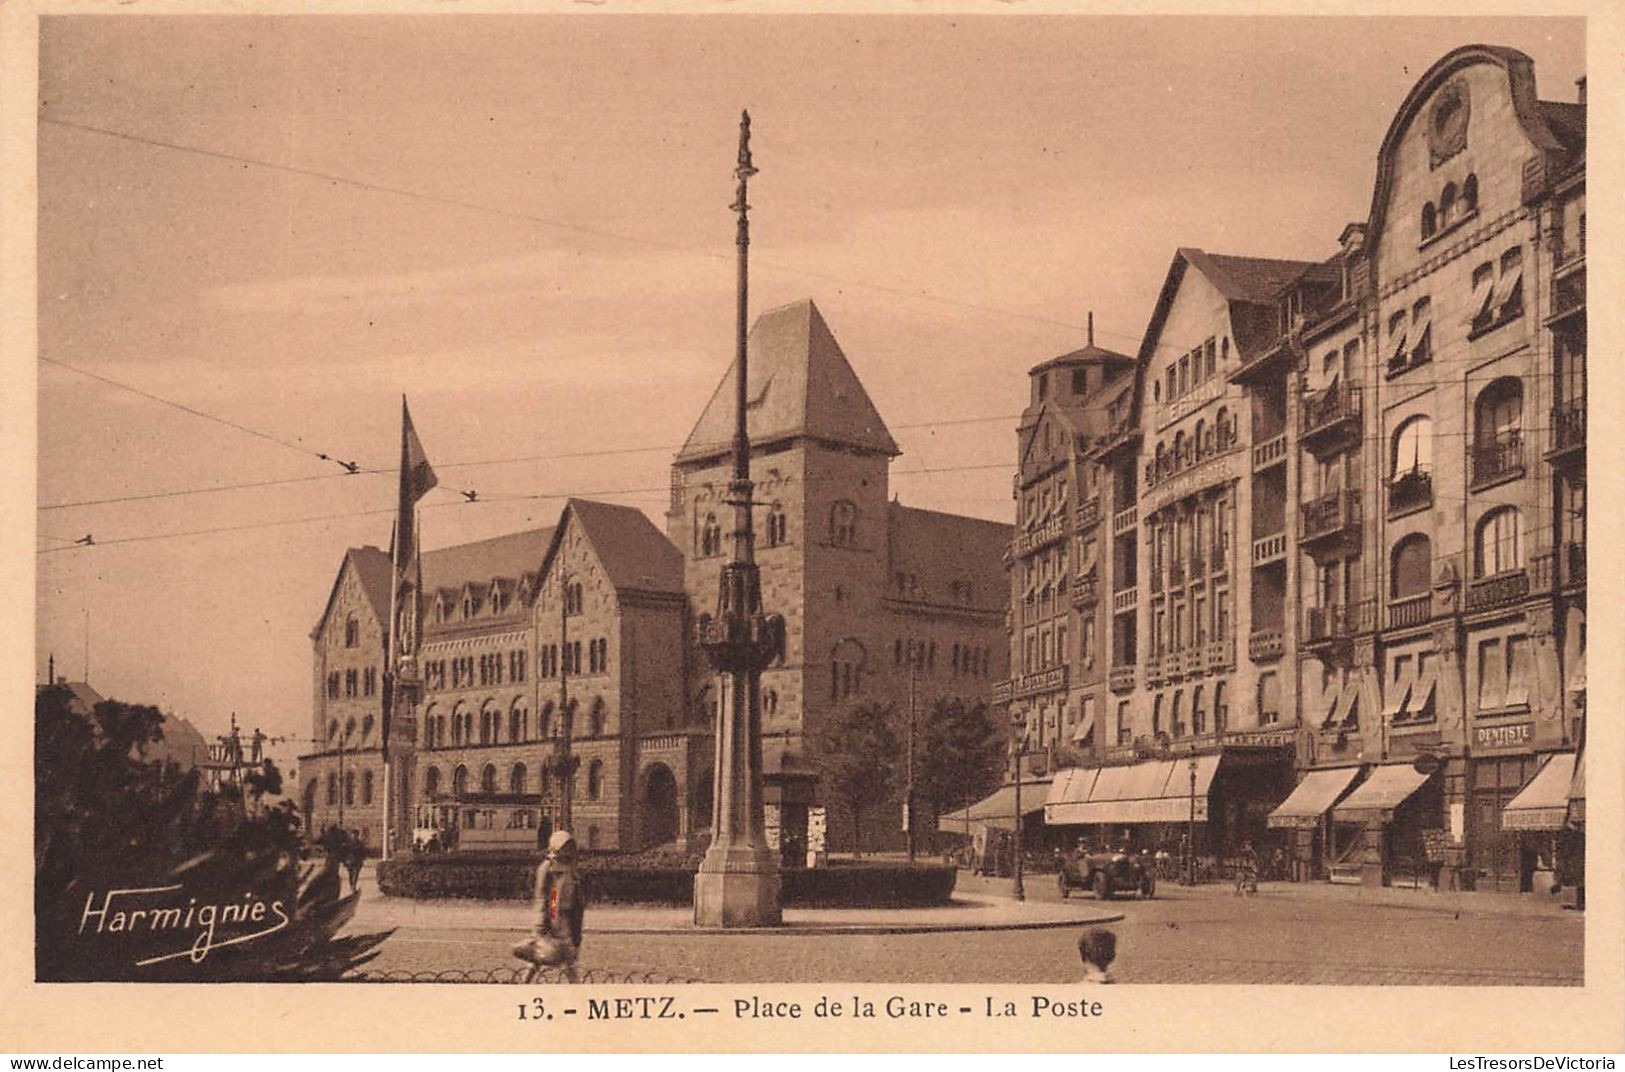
<box><xmin>299</xmin><ymin>300</ymin><xmax>1011</xmax><ymax>857</ymax></box>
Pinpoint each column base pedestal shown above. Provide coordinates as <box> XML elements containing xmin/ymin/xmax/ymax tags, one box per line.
<box><xmin>693</xmin><ymin>845</ymin><xmax>782</xmax><ymax>928</ymax></box>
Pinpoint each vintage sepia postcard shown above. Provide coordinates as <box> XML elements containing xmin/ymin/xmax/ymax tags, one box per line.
<box><xmin>2</xmin><ymin>1</ymin><xmax>1621</xmax><ymax>1055</ymax></box>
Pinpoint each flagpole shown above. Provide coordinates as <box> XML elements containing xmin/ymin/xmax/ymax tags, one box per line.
<box><xmin>382</xmin><ymin>400</ymin><xmax>406</xmax><ymax>862</ymax></box>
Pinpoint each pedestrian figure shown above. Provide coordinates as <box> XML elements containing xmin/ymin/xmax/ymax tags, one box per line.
<box><xmin>344</xmin><ymin>834</ymin><xmax>365</xmax><ymax>894</ymax></box>
<box><xmin>1234</xmin><ymin>839</ymin><xmax>1259</xmax><ymax>896</ymax></box>
<box><xmin>533</xmin><ymin>830</ymin><xmax>585</xmax><ymax>982</ymax></box>
<box><xmin>1078</xmin><ymin>928</ymin><xmax>1117</xmax><ymax>984</ymax></box>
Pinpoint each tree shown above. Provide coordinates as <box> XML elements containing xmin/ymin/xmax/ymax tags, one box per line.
<box><xmin>34</xmin><ymin>686</ymin><xmax>392</xmax><ymax>981</ymax></box>
<box><xmin>817</xmin><ymin>701</ymin><xmax>900</xmax><ymax>857</ymax></box>
<box><xmin>918</xmin><ymin>698</ymin><xmax>1005</xmax><ymax>849</ymax></box>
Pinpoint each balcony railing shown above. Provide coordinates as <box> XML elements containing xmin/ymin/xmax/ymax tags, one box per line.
<box><xmin>1109</xmin><ymin>664</ymin><xmax>1136</xmax><ymax>692</ymax></box>
<box><xmin>1252</xmin><ymin>433</ymin><xmax>1288</xmax><ymax>471</ymax></box>
<box><xmin>1302</xmin><ymin>382</ymin><xmax>1362</xmax><ymax>452</ymax></box>
<box><xmin>1205</xmin><ymin>638</ymin><xmax>1232</xmax><ymax>671</ymax></box>
<box><xmin>1549</xmin><ymin>398</ymin><xmax>1586</xmax><ymax>460</ymax></box>
<box><xmin>1071</xmin><ymin>575</ymin><xmax>1100</xmax><ymax>607</ymax></box>
<box><xmin>1306</xmin><ymin>600</ymin><xmax>1376</xmax><ymax>645</ymax></box>
<box><xmin>1180</xmin><ymin>648</ymin><xmax>1204</xmax><ymax>675</ymax></box>
<box><xmin>1301</xmin><ymin>489</ymin><xmax>1361</xmax><ymax>544</ymax></box>
<box><xmin>1471</xmin><ymin>430</ymin><xmax>1524</xmax><ymax>489</ymax></box>
<box><xmin>1146</xmin><ymin>653</ymin><xmax>1165</xmax><ymax>686</ymax></box>
<box><xmin>1547</xmin><ymin>274</ymin><xmax>1585</xmax><ymax>326</ymax></box>
<box><xmin>1566</xmin><ymin>541</ymin><xmax>1586</xmax><ymax>587</ymax></box>
<box><xmin>1467</xmin><ymin>569</ymin><xmax>1530</xmax><ymax>612</ymax></box>
<box><xmin>1387</xmin><ymin>592</ymin><xmax>1431</xmax><ymax>630</ymax></box>
<box><xmin>1252</xmin><ymin>531</ymin><xmax>1288</xmax><ymax>566</ymax></box>
<box><xmin>1112</xmin><ymin>586</ymin><xmax>1138</xmax><ymax>613</ymax></box>
<box><xmin>999</xmin><ymin>665</ymin><xmax>1069</xmax><ymax>702</ymax></box>
<box><xmin>1387</xmin><ymin>467</ymin><xmax>1433</xmax><ymax>516</ymax></box>
<box><xmin>1248</xmin><ymin>629</ymin><xmax>1284</xmax><ymax>663</ymax></box>
<box><xmin>1112</xmin><ymin>505</ymin><xmax>1138</xmax><ymax>536</ymax></box>
<box><xmin>1076</xmin><ymin>496</ymin><xmax>1102</xmax><ymax>530</ymax></box>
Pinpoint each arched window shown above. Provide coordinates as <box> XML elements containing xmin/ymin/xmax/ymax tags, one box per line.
<box><xmin>589</xmin><ymin>698</ymin><xmax>605</xmax><ymax>738</ymax></box>
<box><xmin>1390</xmin><ymin>533</ymin><xmax>1432</xmax><ymax>600</ymax></box>
<box><xmin>540</xmin><ymin>701</ymin><xmax>554</xmax><ymax>739</ymax></box>
<box><xmin>1195</xmin><ymin>419</ymin><xmax>1207</xmax><ymax>459</ymax></box>
<box><xmin>435</xmin><ymin>715</ymin><xmax>446</xmax><ymax>749</ymax></box>
<box><xmin>1463</xmin><ymin>173</ymin><xmax>1479</xmax><ymax>215</ymax></box>
<box><xmin>326</xmin><ymin>772</ymin><xmax>337</xmax><ymax>805</ymax></box>
<box><xmin>451</xmin><ymin>703</ymin><xmax>465</xmax><ymax>745</ymax></box>
<box><xmin>1191</xmin><ymin>685</ymin><xmax>1206</xmax><ymax>735</ymax></box>
<box><xmin>1421</xmin><ymin>201</ymin><xmax>1437</xmax><ymax>239</ymax></box>
<box><xmin>588</xmin><ymin>760</ymin><xmax>603</xmax><ymax>801</ymax></box>
<box><xmin>1172</xmin><ymin>691</ymin><xmax>1186</xmax><ymax>737</ymax></box>
<box><xmin>829</xmin><ymin>500</ymin><xmax>857</xmax><ymax>546</ymax></box>
<box><xmin>344</xmin><ymin>616</ymin><xmax>359</xmax><ymax>648</ymax></box>
<box><xmin>1173</xmin><ymin>431</ymin><xmax>1186</xmax><ymax>470</ymax></box>
<box><xmin>509</xmin><ymin>704</ymin><xmax>523</xmax><ymax>743</ymax></box>
<box><xmin>452</xmin><ymin>765</ymin><xmax>468</xmax><ymax>798</ymax></box>
<box><xmin>481</xmin><ymin>764</ymin><xmax>498</xmax><ymax>795</ymax></box>
<box><xmin>766</xmin><ymin>502</ymin><xmax>787</xmax><ymax>548</ymax></box>
<box><xmin>829</xmin><ymin>639</ymin><xmax>866</xmax><ymax>701</ymax></box>
<box><xmin>1151</xmin><ymin>694</ymin><xmax>1163</xmax><ymax>738</ymax></box>
<box><xmin>344</xmin><ymin>717</ymin><xmax>357</xmax><ymax>741</ymax></box>
<box><xmin>1475</xmin><ymin>378</ymin><xmax>1523</xmax><ymax>448</ymax></box>
<box><xmin>1391</xmin><ymin>415</ymin><xmax>1434</xmax><ymax>478</ymax></box>
<box><xmin>423</xmin><ymin>766</ymin><xmax>441</xmax><ymax>799</ymax></box>
<box><xmin>510</xmin><ymin>763</ymin><xmax>527</xmax><ymax>795</ymax></box>
<box><xmin>1154</xmin><ymin>442</ymin><xmax>1167</xmax><ymax>480</ymax></box>
<box><xmin>1216</xmin><ymin>407</ymin><xmax>1230</xmax><ymax>449</ymax></box>
<box><xmin>344</xmin><ymin>770</ymin><xmax>355</xmax><ymax>806</ymax></box>
<box><xmin>327</xmin><ymin>719</ymin><xmax>339</xmax><ymax>743</ymax></box>
<box><xmin>1213</xmin><ymin>682</ymin><xmax>1228</xmax><ymax>732</ymax></box>
<box><xmin>362</xmin><ymin>769</ymin><xmax>374</xmax><ymax>805</ymax></box>
<box><xmin>700</xmin><ymin>513</ymin><xmax>721</xmax><ymax>557</ymax></box>
<box><xmin>1439</xmin><ymin>182</ymin><xmax>1457</xmax><ymax>227</ymax></box>
<box><xmin>1476</xmin><ymin>507</ymin><xmax>1523</xmax><ymax>578</ymax></box>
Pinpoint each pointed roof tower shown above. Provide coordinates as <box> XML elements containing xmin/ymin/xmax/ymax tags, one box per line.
<box><xmin>676</xmin><ymin>299</ymin><xmax>899</xmax><ymax>465</ymax></box>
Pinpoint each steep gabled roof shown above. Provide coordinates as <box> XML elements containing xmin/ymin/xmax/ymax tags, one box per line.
<box><xmin>420</xmin><ymin>527</ymin><xmax>553</xmax><ymax>599</ymax></box>
<box><xmin>886</xmin><ymin>502</ymin><xmax>1012</xmax><ymax>614</ymax></box>
<box><xmin>677</xmin><ymin>299</ymin><xmax>899</xmax><ymax>465</ymax></box>
<box><xmin>541</xmin><ymin>499</ymin><xmax>685</xmax><ymax>596</ymax></box>
<box><xmin>311</xmin><ymin>545</ymin><xmax>392</xmax><ymax>639</ymax></box>
<box><xmin>1179</xmin><ymin>248</ymin><xmax>1332</xmax><ymax>304</ymax></box>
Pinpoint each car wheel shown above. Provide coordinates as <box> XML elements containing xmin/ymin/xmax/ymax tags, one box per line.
<box><xmin>1094</xmin><ymin>871</ymin><xmax>1112</xmax><ymax>900</ymax></box>
<box><xmin>1058</xmin><ymin>873</ymin><xmax>1070</xmax><ymax>899</ymax></box>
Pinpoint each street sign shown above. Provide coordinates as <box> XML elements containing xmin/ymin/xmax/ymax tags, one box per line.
<box><xmin>1412</xmin><ymin>751</ymin><xmax>1443</xmax><ymax>775</ymax></box>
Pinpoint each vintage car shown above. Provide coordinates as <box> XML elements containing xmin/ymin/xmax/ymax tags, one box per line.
<box><xmin>1056</xmin><ymin>844</ymin><xmax>1155</xmax><ymax>899</ymax></box>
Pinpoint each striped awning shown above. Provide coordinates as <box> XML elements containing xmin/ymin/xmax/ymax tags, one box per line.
<box><xmin>1502</xmin><ymin>752</ymin><xmax>1577</xmax><ymax>832</ymax></box>
<box><xmin>938</xmin><ymin>779</ymin><xmax>1050</xmax><ymax>833</ymax></box>
<box><xmin>1333</xmin><ymin>763</ymin><xmax>1431</xmax><ymax>823</ymax></box>
<box><xmin>1046</xmin><ymin>755</ymin><xmax>1219</xmax><ymax>826</ymax></box>
<box><xmin>1268</xmin><ymin>767</ymin><xmax>1362</xmax><ymax>829</ymax></box>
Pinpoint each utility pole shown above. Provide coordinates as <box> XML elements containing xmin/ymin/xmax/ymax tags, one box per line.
<box><xmin>905</xmin><ymin>641</ymin><xmax>919</xmax><ymax>868</ymax></box>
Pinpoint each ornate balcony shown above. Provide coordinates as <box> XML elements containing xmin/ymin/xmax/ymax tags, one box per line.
<box><xmin>999</xmin><ymin>665</ymin><xmax>1069</xmax><ymax>702</ymax></box>
<box><xmin>1109</xmin><ymin>664</ymin><xmax>1136</xmax><ymax>693</ymax></box>
<box><xmin>1252</xmin><ymin>531</ymin><xmax>1288</xmax><ymax>566</ymax></box>
<box><xmin>1387</xmin><ymin>592</ymin><xmax>1431</xmax><ymax>630</ymax></box>
<box><xmin>1467</xmin><ymin>569</ymin><xmax>1530</xmax><ymax>612</ymax></box>
<box><xmin>1112</xmin><ymin>505</ymin><xmax>1138</xmax><ymax>536</ymax></box>
<box><xmin>1548</xmin><ymin>398</ymin><xmax>1586</xmax><ymax>466</ymax></box>
<box><xmin>1306</xmin><ymin>600</ymin><xmax>1375</xmax><ymax>650</ymax></box>
<box><xmin>1015</xmin><ymin>514</ymin><xmax>1067</xmax><ymax>557</ymax></box>
<box><xmin>1301</xmin><ymin>489</ymin><xmax>1361</xmax><ymax>549</ymax></box>
<box><xmin>1302</xmin><ymin>383</ymin><xmax>1362</xmax><ymax>455</ymax></box>
<box><xmin>1076</xmin><ymin>496</ymin><xmax>1102</xmax><ymax>531</ymax></box>
<box><xmin>1205</xmin><ymin>638</ymin><xmax>1232</xmax><ymax>671</ymax></box>
<box><xmin>1471</xmin><ymin>430</ymin><xmax>1524</xmax><ymax>490</ymax></box>
<box><xmin>1070</xmin><ymin>574</ymin><xmax>1100</xmax><ymax>607</ymax></box>
<box><xmin>1146</xmin><ymin>653</ymin><xmax>1166</xmax><ymax>686</ymax></box>
<box><xmin>1248</xmin><ymin>629</ymin><xmax>1284</xmax><ymax>663</ymax></box>
<box><xmin>1112</xmin><ymin>586</ymin><xmax>1138</xmax><ymax>613</ymax></box>
<box><xmin>1252</xmin><ymin>433</ymin><xmax>1288</xmax><ymax>472</ymax></box>
<box><xmin>1546</xmin><ymin>273</ymin><xmax>1585</xmax><ymax>328</ymax></box>
<box><xmin>1180</xmin><ymin>647</ymin><xmax>1205</xmax><ymax>676</ymax></box>
<box><xmin>1387</xmin><ymin>467</ymin><xmax>1433</xmax><ymax>517</ymax></box>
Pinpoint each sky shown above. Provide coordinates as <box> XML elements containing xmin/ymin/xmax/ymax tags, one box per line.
<box><xmin>32</xmin><ymin>14</ymin><xmax>1586</xmax><ymax>768</ymax></box>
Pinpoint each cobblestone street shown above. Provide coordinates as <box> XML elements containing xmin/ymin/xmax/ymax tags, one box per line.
<box><xmin>353</xmin><ymin>870</ymin><xmax>1583</xmax><ymax>986</ymax></box>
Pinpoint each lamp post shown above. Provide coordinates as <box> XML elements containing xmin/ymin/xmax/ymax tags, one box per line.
<box><xmin>905</xmin><ymin>640</ymin><xmax>922</xmax><ymax>869</ymax></box>
<box><xmin>1009</xmin><ymin>734</ymin><xmax>1033</xmax><ymax>902</ymax></box>
<box><xmin>1186</xmin><ymin>756</ymin><xmax>1198</xmax><ymax>886</ymax></box>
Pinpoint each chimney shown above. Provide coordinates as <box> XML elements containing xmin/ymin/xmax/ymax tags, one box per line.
<box><xmin>1576</xmin><ymin>77</ymin><xmax>1586</xmax><ymax>105</ymax></box>
<box><xmin>1087</xmin><ymin>311</ymin><xmax>1095</xmax><ymax>346</ymax></box>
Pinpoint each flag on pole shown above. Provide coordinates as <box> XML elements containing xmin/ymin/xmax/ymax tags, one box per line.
<box><xmin>383</xmin><ymin>398</ymin><xmax>437</xmax><ymax>752</ymax></box>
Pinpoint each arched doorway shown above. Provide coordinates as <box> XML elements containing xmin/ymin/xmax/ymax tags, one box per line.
<box><xmin>641</xmin><ymin>764</ymin><xmax>679</xmax><ymax>849</ymax></box>
<box><xmin>301</xmin><ymin>778</ymin><xmax>319</xmax><ymax>836</ymax></box>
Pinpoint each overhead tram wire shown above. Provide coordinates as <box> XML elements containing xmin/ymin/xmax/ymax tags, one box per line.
<box><xmin>39</xmin><ymin>353</ymin><xmax>481</xmax><ymax>503</ymax></box>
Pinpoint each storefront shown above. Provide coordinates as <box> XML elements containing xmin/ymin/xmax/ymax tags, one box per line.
<box><xmin>1045</xmin><ymin>748</ymin><xmax>1292</xmax><ymax>860</ymax></box>
<box><xmin>1266</xmin><ymin>765</ymin><xmax>1363</xmax><ymax>882</ymax></box>
<box><xmin>1469</xmin><ymin>751</ymin><xmax>1545</xmax><ymax>892</ymax></box>
<box><xmin>1499</xmin><ymin>751</ymin><xmax>1577</xmax><ymax>897</ymax></box>
<box><xmin>1331</xmin><ymin>762</ymin><xmax>1443</xmax><ymax>887</ymax></box>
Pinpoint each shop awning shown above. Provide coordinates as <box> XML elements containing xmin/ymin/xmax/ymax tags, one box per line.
<box><xmin>1267</xmin><ymin>766</ymin><xmax>1362</xmax><ymax>829</ymax></box>
<box><xmin>1569</xmin><ymin>749</ymin><xmax>1585</xmax><ymax>827</ymax></box>
<box><xmin>1071</xmin><ymin>705</ymin><xmax>1096</xmax><ymax>744</ymax></box>
<box><xmin>1502</xmin><ymin>752</ymin><xmax>1577</xmax><ymax>831</ymax></box>
<box><xmin>1046</xmin><ymin>767</ymin><xmax>1097</xmax><ymax>808</ymax></box>
<box><xmin>1046</xmin><ymin>754</ymin><xmax>1219</xmax><ymax>826</ymax></box>
<box><xmin>938</xmin><ymin>779</ymin><xmax>1050</xmax><ymax>833</ymax></box>
<box><xmin>1333</xmin><ymin>763</ymin><xmax>1431</xmax><ymax>823</ymax></box>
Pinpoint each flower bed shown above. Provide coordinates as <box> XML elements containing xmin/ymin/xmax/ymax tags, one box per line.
<box><xmin>376</xmin><ymin>853</ymin><xmax>956</xmax><ymax>906</ymax></box>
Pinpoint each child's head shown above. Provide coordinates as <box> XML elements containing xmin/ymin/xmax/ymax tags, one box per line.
<box><xmin>1078</xmin><ymin>928</ymin><xmax>1117</xmax><ymax>970</ymax></box>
